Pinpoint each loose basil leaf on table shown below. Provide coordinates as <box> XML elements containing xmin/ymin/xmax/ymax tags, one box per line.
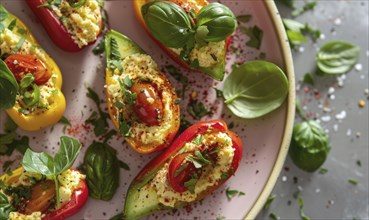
<box><xmin>141</xmin><ymin>1</ymin><xmax>194</xmax><ymax>48</ymax></box>
<box><xmin>223</xmin><ymin>60</ymin><xmax>289</xmax><ymax>119</ymax></box>
<box><xmin>83</xmin><ymin>141</ymin><xmax>120</xmax><ymax>201</ymax></box>
<box><xmin>196</xmin><ymin>2</ymin><xmax>237</xmax><ymax>42</ymax></box>
<box><xmin>289</xmin><ymin>121</ymin><xmax>330</xmax><ymax>172</ymax></box>
<box><xmin>317</xmin><ymin>41</ymin><xmax>360</xmax><ymax>75</ymax></box>
<box><xmin>0</xmin><ymin>59</ymin><xmax>18</xmax><ymax>110</ymax></box>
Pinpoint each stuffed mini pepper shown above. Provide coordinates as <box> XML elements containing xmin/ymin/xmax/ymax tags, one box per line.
<box><xmin>105</xmin><ymin>30</ymin><xmax>180</xmax><ymax>154</ymax></box>
<box><xmin>0</xmin><ymin>136</ymin><xmax>88</xmax><ymax>220</ymax></box>
<box><xmin>0</xmin><ymin>4</ymin><xmax>66</xmax><ymax>131</ymax></box>
<box><xmin>26</xmin><ymin>0</ymin><xmax>103</xmax><ymax>52</ymax></box>
<box><xmin>134</xmin><ymin>0</ymin><xmax>237</xmax><ymax>81</ymax></box>
<box><xmin>124</xmin><ymin>120</ymin><xmax>242</xmax><ymax>219</ymax></box>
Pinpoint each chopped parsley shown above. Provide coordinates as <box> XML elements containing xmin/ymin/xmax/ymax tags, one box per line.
<box><xmin>118</xmin><ymin>77</ymin><xmax>136</xmax><ymax>106</ymax></box>
<box><xmin>86</xmin><ymin>87</ymin><xmax>109</xmax><ymax>136</ymax></box>
<box><xmin>263</xmin><ymin>194</ymin><xmax>276</xmax><ymax>210</ymax></box>
<box><xmin>93</xmin><ymin>38</ymin><xmax>105</xmax><ymax>55</ymax></box>
<box><xmin>319</xmin><ymin>168</ymin><xmax>328</xmax><ymax>174</ymax></box>
<box><xmin>213</xmin><ymin>86</ymin><xmax>224</xmax><ymax>98</ymax></box>
<box><xmin>165</xmin><ymin>65</ymin><xmax>188</xmax><ymax>98</ymax></box>
<box><xmin>292</xmin><ymin>1</ymin><xmax>317</xmax><ymax>17</ymax></box>
<box><xmin>225</xmin><ymin>187</ymin><xmax>245</xmax><ymax>200</ymax></box>
<box><xmin>188</xmin><ymin>99</ymin><xmax>212</xmax><ymax>119</ymax></box>
<box><xmin>183</xmin><ymin>175</ymin><xmax>198</xmax><ymax>193</ymax></box>
<box><xmin>192</xmin><ymin>135</ymin><xmax>203</xmax><ymax>145</ymax></box>
<box><xmin>7</xmin><ymin>19</ymin><xmax>16</xmax><ymax>31</ymax></box>
<box><xmin>348</xmin><ymin>178</ymin><xmax>358</xmax><ymax>185</ymax></box>
<box><xmin>240</xmin><ymin>25</ymin><xmax>263</xmax><ymax>49</ymax></box>
<box><xmin>236</xmin><ymin>14</ymin><xmax>252</xmax><ymax>23</ymax></box>
<box><xmin>119</xmin><ymin>160</ymin><xmax>130</xmax><ymax>171</ymax></box>
<box><xmin>186</xmin><ymin>150</ymin><xmax>210</xmax><ymax>169</ymax></box>
<box><xmin>174</xmin><ymin>163</ymin><xmax>189</xmax><ymax>177</ymax></box>
<box><xmin>118</xmin><ymin>112</ymin><xmax>131</xmax><ymax>137</ymax></box>
<box><xmin>12</xmin><ymin>33</ymin><xmax>27</xmax><ymax>54</ymax></box>
<box><xmin>269</xmin><ymin>212</ymin><xmax>279</xmax><ymax>220</ymax></box>
<box><xmin>179</xmin><ymin>116</ymin><xmax>192</xmax><ymax>134</ymax></box>
<box><xmin>298</xmin><ymin>196</ymin><xmax>311</xmax><ymax>220</ymax></box>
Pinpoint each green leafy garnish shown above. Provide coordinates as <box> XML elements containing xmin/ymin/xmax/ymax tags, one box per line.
<box><xmin>213</xmin><ymin>86</ymin><xmax>224</xmax><ymax>98</ymax></box>
<box><xmin>303</xmin><ymin>73</ymin><xmax>314</xmax><ymax>85</ymax></box>
<box><xmin>183</xmin><ymin>175</ymin><xmax>198</xmax><ymax>193</ymax></box>
<box><xmin>269</xmin><ymin>212</ymin><xmax>279</xmax><ymax>220</ymax></box>
<box><xmin>0</xmin><ymin>59</ymin><xmax>18</xmax><ymax>110</ymax></box>
<box><xmin>165</xmin><ymin>65</ymin><xmax>188</xmax><ymax>98</ymax></box>
<box><xmin>174</xmin><ymin>163</ymin><xmax>189</xmax><ymax>177</ymax></box>
<box><xmin>348</xmin><ymin>178</ymin><xmax>358</xmax><ymax>185</ymax></box>
<box><xmin>84</xmin><ymin>141</ymin><xmax>120</xmax><ymax>201</ymax></box>
<box><xmin>22</xmin><ymin>136</ymin><xmax>81</xmax><ymax>208</ymax></box>
<box><xmin>86</xmin><ymin>87</ymin><xmax>109</xmax><ymax>136</ymax></box>
<box><xmin>225</xmin><ymin>187</ymin><xmax>245</xmax><ymax>200</ymax></box>
<box><xmin>186</xmin><ymin>150</ymin><xmax>210</xmax><ymax>169</ymax></box>
<box><xmin>317</xmin><ymin>41</ymin><xmax>360</xmax><ymax>75</ymax></box>
<box><xmin>7</xmin><ymin>19</ymin><xmax>16</xmax><ymax>31</ymax></box>
<box><xmin>292</xmin><ymin>1</ymin><xmax>317</xmax><ymax>17</ymax></box>
<box><xmin>192</xmin><ymin>135</ymin><xmax>203</xmax><ymax>145</ymax></box>
<box><xmin>12</xmin><ymin>33</ymin><xmax>27</xmax><ymax>54</ymax></box>
<box><xmin>0</xmin><ymin>191</ymin><xmax>16</xmax><ymax>220</ymax></box>
<box><xmin>263</xmin><ymin>194</ymin><xmax>276</xmax><ymax>210</ymax></box>
<box><xmin>118</xmin><ymin>112</ymin><xmax>131</xmax><ymax>137</ymax></box>
<box><xmin>298</xmin><ymin>196</ymin><xmax>311</xmax><ymax>220</ymax></box>
<box><xmin>188</xmin><ymin>99</ymin><xmax>212</xmax><ymax>119</ymax></box>
<box><xmin>240</xmin><ymin>25</ymin><xmax>263</xmax><ymax>49</ymax></box>
<box><xmin>93</xmin><ymin>38</ymin><xmax>105</xmax><ymax>55</ymax></box>
<box><xmin>223</xmin><ymin>60</ymin><xmax>289</xmax><ymax>119</ymax></box>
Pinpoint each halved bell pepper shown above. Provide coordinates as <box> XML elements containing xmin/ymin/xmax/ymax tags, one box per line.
<box><xmin>0</xmin><ymin>167</ymin><xmax>88</xmax><ymax>220</ymax></box>
<box><xmin>26</xmin><ymin>0</ymin><xmax>103</xmax><ymax>52</ymax></box>
<box><xmin>105</xmin><ymin>30</ymin><xmax>180</xmax><ymax>154</ymax></box>
<box><xmin>133</xmin><ymin>0</ymin><xmax>233</xmax><ymax>81</ymax></box>
<box><xmin>0</xmin><ymin>5</ymin><xmax>66</xmax><ymax>131</ymax></box>
<box><xmin>123</xmin><ymin>120</ymin><xmax>243</xmax><ymax>219</ymax></box>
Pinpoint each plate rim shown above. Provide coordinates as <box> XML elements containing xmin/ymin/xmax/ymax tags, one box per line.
<box><xmin>244</xmin><ymin>1</ymin><xmax>296</xmax><ymax>219</ymax></box>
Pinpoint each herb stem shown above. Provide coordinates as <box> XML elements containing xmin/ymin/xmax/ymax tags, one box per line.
<box><xmin>295</xmin><ymin>98</ymin><xmax>308</xmax><ymax>121</ymax></box>
<box><xmin>53</xmin><ymin>175</ymin><xmax>60</xmax><ymax>209</ymax></box>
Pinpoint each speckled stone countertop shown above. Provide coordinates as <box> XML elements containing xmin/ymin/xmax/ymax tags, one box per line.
<box><xmin>257</xmin><ymin>1</ymin><xmax>369</xmax><ymax>219</ymax></box>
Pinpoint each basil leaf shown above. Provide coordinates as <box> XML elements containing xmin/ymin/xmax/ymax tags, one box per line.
<box><xmin>0</xmin><ymin>59</ymin><xmax>18</xmax><ymax>110</ymax></box>
<box><xmin>196</xmin><ymin>3</ymin><xmax>237</xmax><ymax>42</ymax></box>
<box><xmin>0</xmin><ymin>192</ymin><xmax>15</xmax><ymax>220</ymax></box>
<box><xmin>53</xmin><ymin>136</ymin><xmax>81</xmax><ymax>174</ymax></box>
<box><xmin>142</xmin><ymin>1</ymin><xmax>193</xmax><ymax>48</ymax></box>
<box><xmin>317</xmin><ymin>41</ymin><xmax>360</xmax><ymax>75</ymax></box>
<box><xmin>21</xmin><ymin>83</ymin><xmax>41</xmax><ymax>107</ymax></box>
<box><xmin>223</xmin><ymin>60</ymin><xmax>289</xmax><ymax>119</ymax></box>
<box><xmin>289</xmin><ymin>121</ymin><xmax>330</xmax><ymax>172</ymax></box>
<box><xmin>0</xmin><ymin>5</ymin><xmax>8</xmax><ymax>21</ymax></box>
<box><xmin>84</xmin><ymin>141</ymin><xmax>120</xmax><ymax>201</ymax></box>
<box><xmin>22</xmin><ymin>136</ymin><xmax>81</xmax><ymax>176</ymax></box>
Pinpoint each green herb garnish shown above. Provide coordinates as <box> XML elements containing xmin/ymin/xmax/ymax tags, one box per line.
<box><xmin>225</xmin><ymin>187</ymin><xmax>245</xmax><ymax>200</ymax></box>
<box><xmin>188</xmin><ymin>99</ymin><xmax>212</xmax><ymax>119</ymax></box>
<box><xmin>86</xmin><ymin>87</ymin><xmax>109</xmax><ymax>136</ymax></box>
<box><xmin>22</xmin><ymin>136</ymin><xmax>81</xmax><ymax>208</ymax></box>
<box><xmin>263</xmin><ymin>194</ymin><xmax>276</xmax><ymax>210</ymax></box>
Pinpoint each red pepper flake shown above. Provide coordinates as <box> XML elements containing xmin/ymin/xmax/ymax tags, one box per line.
<box><xmin>313</xmin><ymin>89</ymin><xmax>320</xmax><ymax>99</ymax></box>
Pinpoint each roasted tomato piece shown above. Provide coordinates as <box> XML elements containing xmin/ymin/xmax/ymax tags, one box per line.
<box><xmin>130</xmin><ymin>81</ymin><xmax>164</xmax><ymax>126</ymax></box>
<box><xmin>4</xmin><ymin>54</ymin><xmax>52</xmax><ymax>85</ymax></box>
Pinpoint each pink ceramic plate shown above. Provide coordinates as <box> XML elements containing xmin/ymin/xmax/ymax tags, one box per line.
<box><xmin>0</xmin><ymin>0</ymin><xmax>295</xmax><ymax>219</ymax></box>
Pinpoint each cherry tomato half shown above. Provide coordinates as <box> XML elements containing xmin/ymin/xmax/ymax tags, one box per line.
<box><xmin>168</xmin><ymin>152</ymin><xmax>199</xmax><ymax>193</ymax></box>
<box><xmin>130</xmin><ymin>82</ymin><xmax>164</xmax><ymax>126</ymax></box>
<box><xmin>4</xmin><ymin>54</ymin><xmax>51</xmax><ymax>85</ymax></box>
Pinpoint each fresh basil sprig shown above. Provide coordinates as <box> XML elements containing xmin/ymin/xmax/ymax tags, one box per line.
<box><xmin>83</xmin><ymin>141</ymin><xmax>120</xmax><ymax>201</ymax></box>
<box><xmin>289</xmin><ymin>100</ymin><xmax>330</xmax><ymax>172</ymax></box>
<box><xmin>21</xmin><ymin>136</ymin><xmax>81</xmax><ymax>208</ymax></box>
<box><xmin>142</xmin><ymin>1</ymin><xmax>237</xmax><ymax>48</ymax></box>
<box><xmin>317</xmin><ymin>41</ymin><xmax>360</xmax><ymax>75</ymax></box>
<box><xmin>142</xmin><ymin>1</ymin><xmax>194</xmax><ymax>48</ymax></box>
<box><xmin>0</xmin><ymin>59</ymin><xmax>18</xmax><ymax>110</ymax></box>
<box><xmin>223</xmin><ymin>60</ymin><xmax>289</xmax><ymax>119</ymax></box>
<box><xmin>196</xmin><ymin>3</ymin><xmax>237</xmax><ymax>42</ymax></box>
<box><xmin>0</xmin><ymin>191</ymin><xmax>15</xmax><ymax>220</ymax></box>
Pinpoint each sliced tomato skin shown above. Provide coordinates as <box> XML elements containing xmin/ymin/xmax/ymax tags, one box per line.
<box><xmin>130</xmin><ymin>82</ymin><xmax>164</xmax><ymax>126</ymax></box>
<box><xmin>4</xmin><ymin>54</ymin><xmax>52</xmax><ymax>85</ymax></box>
<box><xmin>168</xmin><ymin>152</ymin><xmax>197</xmax><ymax>193</ymax></box>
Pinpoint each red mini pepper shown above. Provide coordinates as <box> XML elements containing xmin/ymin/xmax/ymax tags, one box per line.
<box><xmin>0</xmin><ymin>168</ymin><xmax>88</xmax><ymax>220</ymax></box>
<box><xmin>26</xmin><ymin>0</ymin><xmax>102</xmax><ymax>52</ymax></box>
<box><xmin>124</xmin><ymin>120</ymin><xmax>243</xmax><ymax>219</ymax></box>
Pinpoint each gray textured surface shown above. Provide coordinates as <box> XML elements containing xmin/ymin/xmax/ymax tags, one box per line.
<box><xmin>257</xmin><ymin>1</ymin><xmax>369</xmax><ymax>219</ymax></box>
